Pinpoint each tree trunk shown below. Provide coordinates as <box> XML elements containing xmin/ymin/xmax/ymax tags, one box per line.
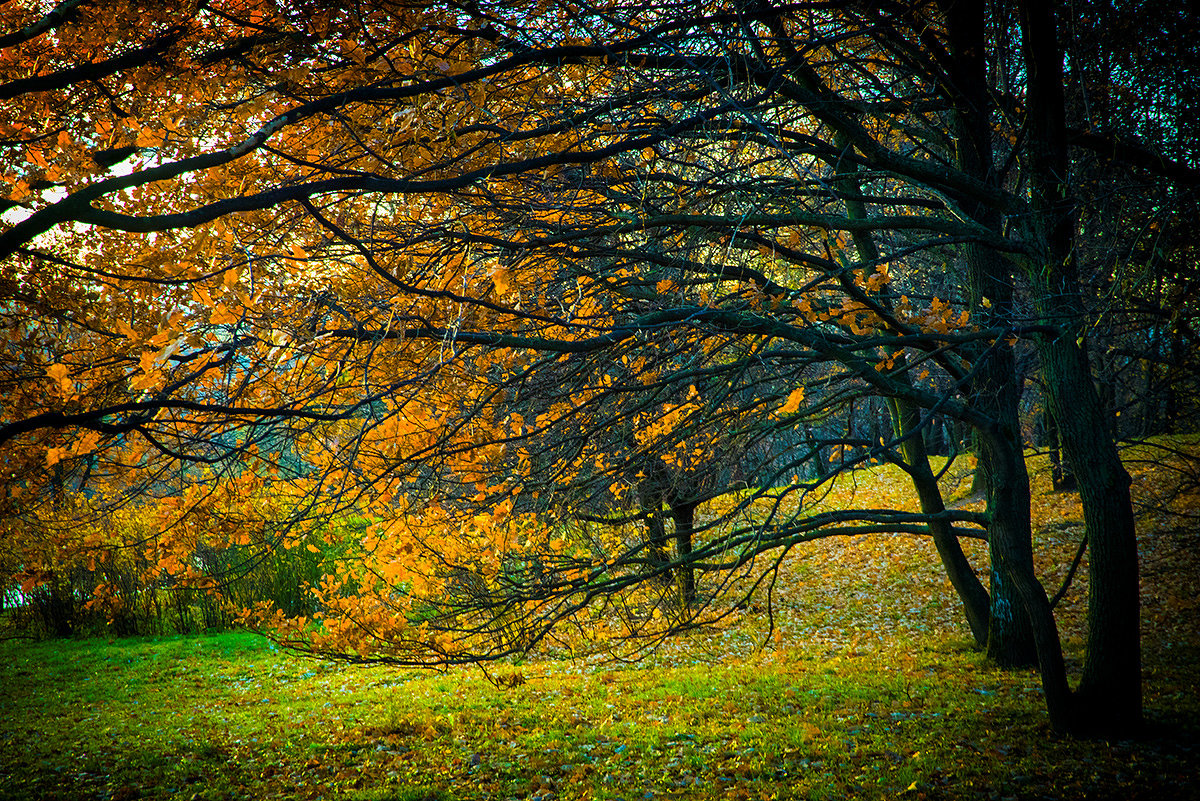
<box><xmin>889</xmin><ymin>398</ymin><xmax>991</xmax><ymax>647</ymax></box>
<box><xmin>644</xmin><ymin>508</ymin><xmax>671</xmax><ymax>582</ymax></box>
<box><xmin>668</xmin><ymin>497</ymin><xmax>697</xmax><ymax>608</ymax></box>
<box><xmin>1042</xmin><ymin>406</ymin><xmax>1076</xmax><ymax>492</ymax></box>
<box><xmin>923</xmin><ymin>415</ymin><xmax>947</xmax><ymax>457</ymax></box>
<box><xmin>939</xmin><ymin>0</ymin><xmax>1038</xmax><ymax>667</ymax></box>
<box><xmin>834</xmin><ymin>129</ymin><xmax>992</xmax><ymax>648</ymax></box>
<box><xmin>985</xmin><ymin>560</ymin><xmax>1038</xmax><ymax>667</ymax></box>
<box><xmin>1037</xmin><ymin>335</ymin><xmax>1141</xmax><ymax>733</ymax></box>
<box><xmin>983</xmin><ymin>428</ymin><xmax>1075</xmax><ymax>733</ymax></box>
<box><xmin>969</xmin><ymin>427</ymin><xmax>991</xmax><ymax>498</ymax></box>
<box><xmin>1020</xmin><ymin>0</ymin><xmax>1142</xmax><ymax>735</ymax></box>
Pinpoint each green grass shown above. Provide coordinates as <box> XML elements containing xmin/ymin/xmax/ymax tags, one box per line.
<box><xmin>3</xmin><ymin>621</ymin><xmax>1197</xmax><ymax>800</ymax></box>
<box><xmin>2</xmin><ymin>453</ymin><xmax>1199</xmax><ymax>800</ymax></box>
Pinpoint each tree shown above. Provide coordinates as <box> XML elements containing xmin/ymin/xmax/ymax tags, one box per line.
<box><xmin>4</xmin><ymin>0</ymin><xmax>1195</xmax><ymax>735</ymax></box>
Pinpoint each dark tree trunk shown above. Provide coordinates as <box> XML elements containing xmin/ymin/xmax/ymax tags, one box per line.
<box><xmin>638</xmin><ymin>459</ymin><xmax>698</xmax><ymax>608</ymax></box>
<box><xmin>940</xmin><ymin>0</ymin><xmax>1038</xmax><ymax>667</ymax></box>
<box><xmin>890</xmin><ymin>398</ymin><xmax>992</xmax><ymax>647</ymax></box>
<box><xmin>646</xmin><ymin>512</ymin><xmax>671</xmax><ymax>581</ymax></box>
<box><xmin>1037</xmin><ymin>336</ymin><xmax>1142</xmax><ymax>732</ymax></box>
<box><xmin>970</xmin><ymin>427</ymin><xmax>992</xmax><ymax>498</ymax></box>
<box><xmin>668</xmin><ymin>497</ymin><xmax>697</xmax><ymax>608</ymax></box>
<box><xmin>985</xmin><ymin>560</ymin><xmax>1038</xmax><ymax>667</ymax></box>
<box><xmin>1020</xmin><ymin>0</ymin><xmax>1142</xmax><ymax>735</ymax></box>
<box><xmin>1042</xmin><ymin>406</ymin><xmax>1076</xmax><ymax>492</ymax></box>
<box><xmin>1164</xmin><ymin>325</ymin><xmax>1185</xmax><ymax>431</ymax></box>
<box><xmin>639</xmin><ymin>482</ymin><xmax>672</xmax><ymax>585</ymax></box>
<box><xmin>835</xmin><ymin>129</ymin><xmax>992</xmax><ymax>648</ymax></box>
<box><xmin>923</xmin><ymin>415</ymin><xmax>947</xmax><ymax>457</ymax></box>
<box><xmin>983</xmin><ymin>428</ymin><xmax>1075</xmax><ymax>732</ymax></box>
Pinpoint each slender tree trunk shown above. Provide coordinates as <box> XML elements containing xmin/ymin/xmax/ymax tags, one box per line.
<box><xmin>669</xmin><ymin>498</ymin><xmax>697</xmax><ymax>608</ymax></box>
<box><xmin>835</xmin><ymin>131</ymin><xmax>992</xmax><ymax>647</ymax></box>
<box><xmin>968</xmin><ymin>306</ymin><xmax>1036</xmax><ymax>668</ymax></box>
<box><xmin>1165</xmin><ymin>325</ymin><xmax>1184</xmax><ymax>432</ymax></box>
<box><xmin>645</xmin><ymin>511</ymin><xmax>671</xmax><ymax>580</ymax></box>
<box><xmin>1042</xmin><ymin>406</ymin><xmax>1076</xmax><ymax>492</ymax></box>
<box><xmin>924</xmin><ymin>415</ymin><xmax>947</xmax><ymax>457</ymax></box>
<box><xmin>889</xmin><ymin>399</ymin><xmax>991</xmax><ymax>645</ymax></box>
<box><xmin>1020</xmin><ymin>0</ymin><xmax>1142</xmax><ymax>735</ymax></box>
<box><xmin>969</xmin><ymin>427</ymin><xmax>991</xmax><ymax>498</ymax></box>
<box><xmin>1038</xmin><ymin>338</ymin><xmax>1141</xmax><ymax>732</ymax></box>
<box><xmin>639</xmin><ymin>477</ymin><xmax>672</xmax><ymax>585</ymax></box>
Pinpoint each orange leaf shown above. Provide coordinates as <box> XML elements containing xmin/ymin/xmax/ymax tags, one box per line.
<box><xmin>74</xmin><ymin>431</ymin><xmax>102</xmax><ymax>456</ymax></box>
<box><xmin>779</xmin><ymin>386</ymin><xmax>806</xmax><ymax>415</ymax></box>
<box><xmin>45</xmin><ymin>363</ymin><xmax>72</xmax><ymax>394</ymax></box>
<box><xmin>134</xmin><ymin>127</ymin><xmax>165</xmax><ymax>148</ymax></box>
<box><xmin>491</xmin><ymin>265</ymin><xmax>513</xmax><ymax>296</ymax></box>
<box><xmin>192</xmin><ymin>285</ymin><xmax>214</xmax><ymax>307</ymax></box>
<box><xmin>209</xmin><ymin>304</ymin><xmax>238</xmax><ymax>325</ymax></box>
<box><xmin>138</xmin><ymin>351</ymin><xmax>159</xmax><ymax>374</ymax></box>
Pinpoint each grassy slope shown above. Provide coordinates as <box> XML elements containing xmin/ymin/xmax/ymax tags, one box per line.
<box><xmin>1</xmin><ymin>448</ymin><xmax>1197</xmax><ymax>801</ymax></box>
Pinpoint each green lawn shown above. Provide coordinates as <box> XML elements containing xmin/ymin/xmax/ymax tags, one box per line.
<box><xmin>2</xmin><ymin>621</ymin><xmax>1196</xmax><ymax>800</ymax></box>
<box><xmin>3</xmin><ymin>453</ymin><xmax>1198</xmax><ymax>800</ymax></box>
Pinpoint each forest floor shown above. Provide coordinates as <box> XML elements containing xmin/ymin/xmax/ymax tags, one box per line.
<box><xmin>1</xmin><ymin>443</ymin><xmax>1198</xmax><ymax>800</ymax></box>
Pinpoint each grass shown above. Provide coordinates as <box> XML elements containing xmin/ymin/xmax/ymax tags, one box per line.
<box><xmin>2</xmin><ymin>451</ymin><xmax>1199</xmax><ymax>800</ymax></box>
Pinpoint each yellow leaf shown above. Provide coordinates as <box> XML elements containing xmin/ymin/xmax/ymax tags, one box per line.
<box><xmin>46</xmin><ymin>363</ymin><xmax>72</xmax><ymax>394</ymax></box>
<box><xmin>779</xmin><ymin>386</ymin><xmax>806</xmax><ymax>415</ymax></box>
<box><xmin>209</xmin><ymin>304</ymin><xmax>238</xmax><ymax>325</ymax></box>
<box><xmin>491</xmin><ymin>265</ymin><xmax>513</xmax><ymax>296</ymax></box>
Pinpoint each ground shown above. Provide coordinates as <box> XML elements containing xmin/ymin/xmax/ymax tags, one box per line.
<box><xmin>1</xmin><ymin>447</ymin><xmax>1198</xmax><ymax>800</ymax></box>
